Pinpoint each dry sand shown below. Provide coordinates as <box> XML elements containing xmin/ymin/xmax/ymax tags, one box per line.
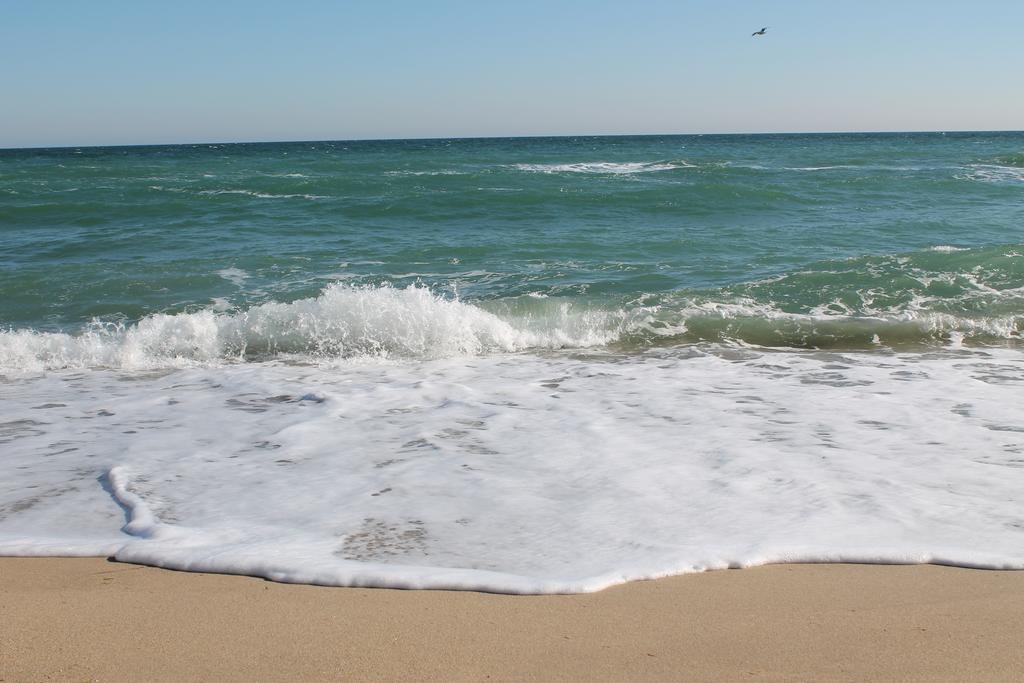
<box><xmin>1</xmin><ymin>558</ymin><xmax>1023</xmax><ymax>681</ymax></box>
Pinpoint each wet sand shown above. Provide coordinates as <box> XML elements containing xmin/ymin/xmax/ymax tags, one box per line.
<box><xmin>1</xmin><ymin>558</ymin><xmax>1022</xmax><ymax>681</ymax></box>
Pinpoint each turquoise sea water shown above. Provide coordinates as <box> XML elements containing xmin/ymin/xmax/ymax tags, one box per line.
<box><xmin>3</xmin><ymin>132</ymin><xmax>1023</xmax><ymax>349</ymax></box>
<box><xmin>2</xmin><ymin>133</ymin><xmax>1024</xmax><ymax>592</ymax></box>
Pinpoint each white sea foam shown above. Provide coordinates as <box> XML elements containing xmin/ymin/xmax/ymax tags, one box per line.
<box><xmin>216</xmin><ymin>267</ymin><xmax>250</xmax><ymax>286</ymax></box>
<box><xmin>2</xmin><ymin>347</ymin><xmax>1024</xmax><ymax>592</ymax></box>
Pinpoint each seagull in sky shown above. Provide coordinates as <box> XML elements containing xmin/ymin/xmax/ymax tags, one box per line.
<box><xmin>752</xmin><ymin>27</ymin><xmax>768</xmax><ymax>37</ymax></box>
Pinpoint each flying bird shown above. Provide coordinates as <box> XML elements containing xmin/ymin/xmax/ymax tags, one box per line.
<box><xmin>752</xmin><ymin>27</ymin><xmax>768</xmax><ymax>37</ymax></box>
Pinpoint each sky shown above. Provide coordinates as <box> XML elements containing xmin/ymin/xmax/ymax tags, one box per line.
<box><xmin>2</xmin><ymin>0</ymin><xmax>1023</xmax><ymax>147</ymax></box>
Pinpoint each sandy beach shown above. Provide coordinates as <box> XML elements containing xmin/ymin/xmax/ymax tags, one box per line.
<box><xmin>1</xmin><ymin>559</ymin><xmax>1022</xmax><ymax>681</ymax></box>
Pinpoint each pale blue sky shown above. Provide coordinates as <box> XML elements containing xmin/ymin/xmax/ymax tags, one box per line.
<box><xmin>2</xmin><ymin>1</ymin><xmax>1022</xmax><ymax>147</ymax></box>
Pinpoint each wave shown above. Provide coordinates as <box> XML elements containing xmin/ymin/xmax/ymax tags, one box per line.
<box><xmin>665</xmin><ymin>245</ymin><xmax>1024</xmax><ymax>346</ymax></box>
<box><xmin>957</xmin><ymin>164</ymin><xmax>1024</xmax><ymax>184</ymax></box>
<box><xmin>511</xmin><ymin>161</ymin><xmax>690</xmax><ymax>174</ymax></box>
<box><xmin>656</xmin><ymin>300</ymin><xmax>1021</xmax><ymax>348</ymax></box>
<box><xmin>147</xmin><ymin>186</ymin><xmax>328</xmax><ymax>200</ymax></box>
<box><xmin>0</xmin><ymin>285</ymin><xmax>626</xmax><ymax>371</ymax></box>
<box><xmin>196</xmin><ymin>189</ymin><xmax>329</xmax><ymax>200</ymax></box>
<box><xmin>780</xmin><ymin>165</ymin><xmax>924</xmax><ymax>172</ymax></box>
<box><xmin>993</xmin><ymin>153</ymin><xmax>1024</xmax><ymax>168</ymax></box>
<box><xmin>383</xmin><ymin>170</ymin><xmax>468</xmax><ymax>177</ymax></box>
<box><xmin>2</xmin><ymin>246</ymin><xmax>1022</xmax><ymax>370</ymax></box>
<box><xmin>724</xmin><ymin>163</ymin><xmax>926</xmax><ymax>173</ymax></box>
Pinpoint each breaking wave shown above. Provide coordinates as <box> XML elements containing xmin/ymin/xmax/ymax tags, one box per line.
<box><xmin>2</xmin><ymin>245</ymin><xmax>1022</xmax><ymax>371</ymax></box>
<box><xmin>0</xmin><ymin>285</ymin><xmax>627</xmax><ymax>371</ymax></box>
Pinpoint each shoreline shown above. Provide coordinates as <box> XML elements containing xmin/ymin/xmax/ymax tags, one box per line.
<box><xmin>2</xmin><ymin>559</ymin><xmax>1023</xmax><ymax>681</ymax></box>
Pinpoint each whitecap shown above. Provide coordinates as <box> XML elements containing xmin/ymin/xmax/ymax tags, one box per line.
<box><xmin>957</xmin><ymin>164</ymin><xmax>1024</xmax><ymax>184</ymax></box>
<box><xmin>383</xmin><ymin>170</ymin><xmax>466</xmax><ymax>177</ymax></box>
<box><xmin>197</xmin><ymin>189</ymin><xmax>328</xmax><ymax>200</ymax></box>
<box><xmin>511</xmin><ymin>161</ymin><xmax>689</xmax><ymax>174</ymax></box>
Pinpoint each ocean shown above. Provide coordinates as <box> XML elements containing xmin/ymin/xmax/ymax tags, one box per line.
<box><xmin>2</xmin><ymin>132</ymin><xmax>1023</xmax><ymax>593</ymax></box>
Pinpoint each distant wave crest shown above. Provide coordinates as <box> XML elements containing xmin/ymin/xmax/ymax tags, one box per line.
<box><xmin>511</xmin><ymin>161</ymin><xmax>691</xmax><ymax>174</ymax></box>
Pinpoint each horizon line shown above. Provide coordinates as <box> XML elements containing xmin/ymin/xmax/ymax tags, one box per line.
<box><xmin>3</xmin><ymin>128</ymin><xmax>1023</xmax><ymax>152</ymax></box>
